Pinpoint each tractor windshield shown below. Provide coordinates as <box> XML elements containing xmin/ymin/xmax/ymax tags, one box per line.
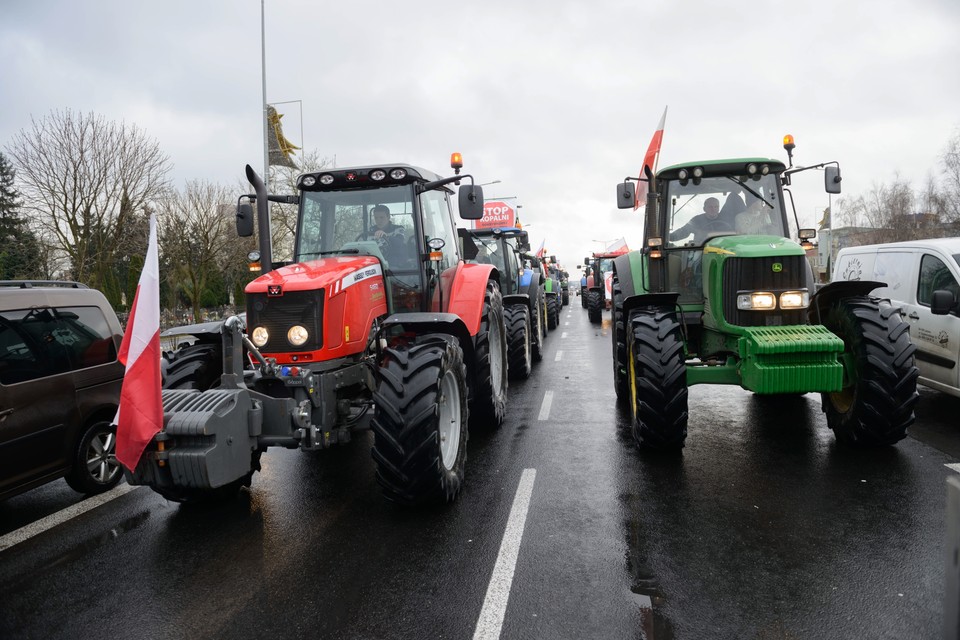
<box><xmin>665</xmin><ymin>174</ymin><xmax>785</xmax><ymax>248</ymax></box>
<box><xmin>296</xmin><ymin>184</ymin><xmax>418</xmax><ymax>269</ymax></box>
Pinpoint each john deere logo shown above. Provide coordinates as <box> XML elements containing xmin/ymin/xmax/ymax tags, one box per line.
<box><xmin>772</xmin><ymin>263</ymin><xmax>783</xmax><ymax>273</ymax></box>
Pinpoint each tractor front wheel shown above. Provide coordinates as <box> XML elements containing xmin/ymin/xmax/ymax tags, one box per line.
<box><xmin>505</xmin><ymin>304</ymin><xmax>533</xmax><ymax>380</ymax></box>
<box><xmin>371</xmin><ymin>336</ymin><xmax>469</xmax><ymax>505</ymax></box>
<box><xmin>471</xmin><ymin>281</ymin><xmax>508</xmax><ymax>428</ymax></box>
<box><xmin>820</xmin><ymin>297</ymin><xmax>918</xmax><ymax>447</ymax></box>
<box><xmin>587</xmin><ymin>290</ymin><xmax>603</xmax><ymax>324</ymax></box>
<box><xmin>611</xmin><ymin>278</ymin><xmax>628</xmax><ymax>402</ymax></box>
<box><xmin>530</xmin><ymin>295</ymin><xmax>545</xmax><ymax>362</ymax></box>
<box><xmin>627</xmin><ymin>307</ymin><xmax>689</xmax><ymax>450</ymax></box>
<box><xmin>547</xmin><ymin>295</ymin><xmax>560</xmax><ymax>330</ymax></box>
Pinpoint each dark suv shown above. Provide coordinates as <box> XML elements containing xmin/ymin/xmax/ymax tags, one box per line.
<box><xmin>0</xmin><ymin>281</ymin><xmax>125</xmax><ymax>500</ymax></box>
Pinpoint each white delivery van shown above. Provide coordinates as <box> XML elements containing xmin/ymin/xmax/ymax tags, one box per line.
<box><xmin>833</xmin><ymin>238</ymin><xmax>960</xmax><ymax>398</ymax></box>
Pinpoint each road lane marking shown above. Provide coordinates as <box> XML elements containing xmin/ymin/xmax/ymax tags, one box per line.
<box><xmin>561</xmin><ymin>332</ymin><xmax>568</xmax><ymax>338</ymax></box>
<box><xmin>473</xmin><ymin>468</ymin><xmax>537</xmax><ymax>640</ymax></box>
<box><xmin>564</xmin><ymin>322</ymin><xmax>569</xmax><ymax>326</ymax></box>
<box><xmin>555</xmin><ymin>351</ymin><xmax>563</xmax><ymax>362</ymax></box>
<box><xmin>0</xmin><ymin>483</ymin><xmax>140</xmax><ymax>553</ymax></box>
<box><xmin>538</xmin><ymin>391</ymin><xmax>553</xmax><ymax>421</ymax></box>
<box><xmin>946</xmin><ymin>463</ymin><xmax>960</xmax><ymax>474</ymax></box>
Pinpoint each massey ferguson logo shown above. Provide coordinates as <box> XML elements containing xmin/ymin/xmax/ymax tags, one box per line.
<box><xmin>267</xmin><ymin>285</ymin><xmax>283</xmax><ymax>297</ymax></box>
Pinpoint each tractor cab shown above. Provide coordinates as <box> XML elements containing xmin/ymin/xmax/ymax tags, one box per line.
<box><xmin>291</xmin><ymin>164</ymin><xmax>473</xmax><ymax>314</ymax></box>
<box><xmin>460</xmin><ymin>226</ymin><xmax>529</xmax><ymax>296</ymax></box>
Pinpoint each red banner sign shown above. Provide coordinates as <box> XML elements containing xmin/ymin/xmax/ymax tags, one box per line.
<box><xmin>476</xmin><ymin>200</ymin><xmax>516</xmax><ymax>229</ymax></box>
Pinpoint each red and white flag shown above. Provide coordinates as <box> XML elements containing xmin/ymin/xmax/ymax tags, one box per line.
<box><xmin>535</xmin><ymin>239</ymin><xmax>546</xmax><ymax>258</ymax></box>
<box><xmin>114</xmin><ymin>213</ymin><xmax>163</xmax><ymax>471</ymax></box>
<box><xmin>634</xmin><ymin>107</ymin><xmax>668</xmax><ymax>210</ymax></box>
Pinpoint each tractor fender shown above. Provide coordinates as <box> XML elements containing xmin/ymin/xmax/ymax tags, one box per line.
<box><xmin>503</xmin><ymin>293</ymin><xmax>531</xmax><ymax>308</ymax></box>
<box><xmin>622</xmin><ymin>292</ymin><xmax>681</xmax><ymax>319</ymax></box>
<box><xmin>613</xmin><ymin>254</ymin><xmax>640</xmax><ymax>299</ymax></box>
<box><xmin>380</xmin><ymin>312</ymin><xmax>475</xmax><ymax>365</ymax></box>
<box><xmin>518</xmin><ymin>268</ymin><xmax>534</xmax><ymax>290</ymax></box>
<box><xmin>808</xmin><ymin>280</ymin><xmax>887</xmax><ymax>325</ymax></box>
<box><xmin>447</xmin><ymin>263</ymin><xmax>498</xmax><ymax>336</ymax></box>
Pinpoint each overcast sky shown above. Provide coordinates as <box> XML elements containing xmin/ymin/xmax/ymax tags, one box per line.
<box><xmin>2</xmin><ymin>0</ymin><xmax>959</xmax><ymax>265</ymax></box>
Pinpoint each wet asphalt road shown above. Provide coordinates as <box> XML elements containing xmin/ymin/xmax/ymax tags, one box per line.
<box><xmin>2</xmin><ymin>296</ymin><xmax>959</xmax><ymax>639</ymax></box>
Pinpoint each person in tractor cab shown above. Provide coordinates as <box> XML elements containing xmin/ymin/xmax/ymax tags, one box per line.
<box><xmin>735</xmin><ymin>196</ymin><xmax>779</xmax><ymax>235</ymax></box>
<box><xmin>357</xmin><ymin>204</ymin><xmax>406</xmax><ymax>264</ymax></box>
<box><xmin>668</xmin><ymin>197</ymin><xmax>732</xmax><ymax>244</ymax></box>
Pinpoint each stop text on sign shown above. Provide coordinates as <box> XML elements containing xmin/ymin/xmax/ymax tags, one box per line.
<box><xmin>477</xmin><ymin>200</ymin><xmax>516</xmax><ymax>229</ymax></box>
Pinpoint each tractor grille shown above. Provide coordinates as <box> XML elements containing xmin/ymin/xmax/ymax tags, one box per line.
<box><xmin>722</xmin><ymin>256</ymin><xmax>807</xmax><ymax>327</ymax></box>
<box><xmin>246</xmin><ymin>289</ymin><xmax>324</xmax><ymax>352</ymax></box>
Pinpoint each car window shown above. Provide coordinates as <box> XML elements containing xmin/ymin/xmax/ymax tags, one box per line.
<box><xmin>0</xmin><ymin>305</ymin><xmax>117</xmax><ymax>385</ymax></box>
<box><xmin>918</xmin><ymin>254</ymin><xmax>960</xmax><ymax>310</ymax></box>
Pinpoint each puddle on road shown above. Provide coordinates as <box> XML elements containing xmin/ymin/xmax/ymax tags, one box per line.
<box><xmin>39</xmin><ymin>510</ymin><xmax>152</xmax><ymax>573</ymax></box>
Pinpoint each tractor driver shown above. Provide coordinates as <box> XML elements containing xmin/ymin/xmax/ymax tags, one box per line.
<box><xmin>669</xmin><ymin>197</ymin><xmax>733</xmax><ymax>245</ymax></box>
<box><xmin>357</xmin><ymin>204</ymin><xmax>406</xmax><ymax>264</ymax></box>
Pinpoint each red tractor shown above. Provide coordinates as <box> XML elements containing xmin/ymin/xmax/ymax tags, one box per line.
<box><xmin>585</xmin><ymin>249</ymin><xmax>628</xmax><ymax>323</ymax></box>
<box><xmin>131</xmin><ymin>155</ymin><xmax>508</xmax><ymax>506</ymax></box>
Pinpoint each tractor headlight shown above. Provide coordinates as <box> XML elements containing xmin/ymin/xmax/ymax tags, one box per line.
<box><xmin>779</xmin><ymin>291</ymin><xmax>810</xmax><ymax>309</ymax></box>
<box><xmin>251</xmin><ymin>326</ymin><xmax>269</xmax><ymax>347</ymax></box>
<box><xmin>287</xmin><ymin>325</ymin><xmax>309</xmax><ymax>346</ymax></box>
<box><xmin>737</xmin><ymin>292</ymin><xmax>777</xmax><ymax>310</ymax></box>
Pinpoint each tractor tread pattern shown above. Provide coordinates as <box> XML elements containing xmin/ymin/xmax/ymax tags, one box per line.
<box><xmin>629</xmin><ymin>308</ymin><xmax>689</xmax><ymax>450</ymax></box>
<box><xmin>371</xmin><ymin>336</ymin><xmax>468</xmax><ymax>505</ymax></box>
<box><xmin>505</xmin><ymin>304</ymin><xmax>533</xmax><ymax>380</ymax></box>
<box><xmin>822</xmin><ymin>297</ymin><xmax>919</xmax><ymax>447</ymax></box>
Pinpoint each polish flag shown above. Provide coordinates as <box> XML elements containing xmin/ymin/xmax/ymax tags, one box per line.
<box><xmin>114</xmin><ymin>213</ymin><xmax>163</xmax><ymax>471</ymax></box>
<box><xmin>535</xmin><ymin>239</ymin><xmax>546</xmax><ymax>258</ymax></box>
<box><xmin>634</xmin><ymin>107</ymin><xmax>668</xmax><ymax>210</ymax></box>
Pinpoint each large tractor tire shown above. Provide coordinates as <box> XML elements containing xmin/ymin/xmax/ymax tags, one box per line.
<box><xmin>505</xmin><ymin>304</ymin><xmax>533</xmax><ymax>380</ymax></box>
<box><xmin>587</xmin><ymin>290</ymin><xmax>603</xmax><ymax>324</ymax></box>
<box><xmin>158</xmin><ymin>339</ymin><xmax>261</xmax><ymax>503</ymax></box>
<box><xmin>611</xmin><ymin>277</ymin><xmax>629</xmax><ymax>402</ymax></box>
<box><xmin>530</xmin><ymin>294</ymin><xmax>545</xmax><ymax>363</ymax></box>
<box><xmin>626</xmin><ymin>307</ymin><xmax>688</xmax><ymax>450</ymax></box>
<box><xmin>371</xmin><ymin>336</ymin><xmax>469</xmax><ymax>505</ymax></box>
<box><xmin>561</xmin><ymin>288</ymin><xmax>570</xmax><ymax>306</ymax></box>
<box><xmin>547</xmin><ymin>295</ymin><xmax>560</xmax><ymax>330</ymax></box>
<box><xmin>820</xmin><ymin>296</ymin><xmax>919</xmax><ymax>447</ymax></box>
<box><xmin>471</xmin><ymin>281</ymin><xmax>508</xmax><ymax>428</ymax></box>
<box><xmin>162</xmin><ymin>342</ymin><xmax>223</xmax><ymax>390</ymax></box>
<box><xmin>580</xmin><ymin>286</ymin><xmax>588</xmax><ymax>308</ymax></box>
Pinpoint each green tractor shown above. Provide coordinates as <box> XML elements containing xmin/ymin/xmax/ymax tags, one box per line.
<box><xmin>612</xmin><ymin>136</ymin><xmax>919</xmax><ymax>450</ymax></box>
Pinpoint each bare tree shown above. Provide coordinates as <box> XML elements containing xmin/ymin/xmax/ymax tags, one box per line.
<box><xmin>159</xmin><ymin>181</ymin><xmax>253</xmax><ymax>321</ymax></box>
<box><xmin>5</xmin><ymin>109</ymin><xmax>171</xmax><ymax>289</ymax></box>
<box><xmin>266</xmin><ymin>149</ymin><xmax>333</xmax><ymax>261</ymax></box>
<box><xmin>941</xmin><ymin>127</ymin><xmax>960</xmax><ymax>224</ymax></box>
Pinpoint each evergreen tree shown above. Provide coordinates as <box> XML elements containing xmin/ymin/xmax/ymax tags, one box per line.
<box><xmin>0</xmin><ymin>152</ymin><xmax>43</xmax><ymax>280</ymax></box>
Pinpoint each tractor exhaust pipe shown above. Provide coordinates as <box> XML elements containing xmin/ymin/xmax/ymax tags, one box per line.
<box><xmin>245</xmin><ymin>164</ymin><xmax>273</xmax><ymax>274</ymax></box>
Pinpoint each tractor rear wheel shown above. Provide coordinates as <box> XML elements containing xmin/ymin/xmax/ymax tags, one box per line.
<box><xmin>547</xmin><ymin>295</ymin><xmax>559</xmax><ymax>330</ymax></box>
<box><xmin>371</xmin><ymin>335</ymin><xmax>469</xmax><ymax>505</ymax></box>
<box><xmin>611</xmin><ymin>277</ymin><xmax>629</xmax><ymax>402</ymax></box>
<box><xmin>580</xmin><ymin>287</ymin><xmax>588</xmax><ymax>308</ymax></box>
<box><xmin>820</xmin><ymin>297</ymin><xmax>919</xmax><ymax>447</ymax></box>
<box><xmin>505</xmin><ymin>304</ymin><xmax>533</xmax><ymax>380</ymax></box>
<box><xmin>162</xmin><ymin>342</ymin><xmax>223</xmax><ymax>390</ymax></box>
<box><xmin>627</xmin><ymin>307</ymin><xmax>688</xmax><ymax>450</ymax></box>
<box><xmin>587</xmin><ymin>290</ymin><xmax>603</xmax><ymax>324</ymax></box>
<box><xmin>471</xmin><ymin>281</ymin><xmax>508</xmax><ymax>428</ymax></box>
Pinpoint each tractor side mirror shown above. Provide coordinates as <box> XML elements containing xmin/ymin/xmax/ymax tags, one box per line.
<box><xmin>617</xmin><ymin>181</ymin><xmax>636</xmax><ymax>209</ymax></box>
<box><xmin>798</xmin><ymin>228</ymin><xmax>817</xmax><ymax>240</ymax></box>
<box><xmin>236</xmin><ymin>202</ymin><xmax>254</xmax><ymax>237</ymax></box>
<box><xmin>458</xmin><ymin>184</ymin><xmax>485</xmax><ymax>219</ymax></box>
<box><xmin>824</xmin><ymin>166</ymin><xmax>842</xmax><ymax>195</ymax></box>
<box><xmin>584</xmin><ymin>257</ymin><xmax>590</xmax><ymax>266</ymax></box>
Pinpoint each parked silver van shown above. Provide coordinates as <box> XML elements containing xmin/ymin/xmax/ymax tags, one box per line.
<box><xmin>833</xmin><ymin>238</ymin><xmax>960</xmax><ymax>398</ymax></box>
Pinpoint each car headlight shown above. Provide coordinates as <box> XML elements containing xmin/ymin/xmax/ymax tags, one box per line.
<box><xmin>287</xmin><ymin>325</ymin><xmax>309</xmax><ymax>346</ymax></box>
<box><xmin>737</xmin><ymin>292</ymin><xmax>776</xmax><ymax>310</ymax></box>
<box><xmin>779</xmin><ymin>291</ymin><xmax>810</xmax><ymax>309</ymax></box>
<box><xmin>251</xmin><ymin>326</ymin><xmax>269</xmax><ymax>347</ymax></box>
